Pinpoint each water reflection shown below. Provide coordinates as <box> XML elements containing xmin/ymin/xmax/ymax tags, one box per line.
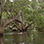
<box><xmin>13</xmin><ymin>32</ymin><xmax>30</xmax><ymax>44</ymax></box>
<box><xmin>4</xmin><ymin>32</ymin><xmax>31</xmax><ymax>44</ymax></box>
<box><xmin>0</xmin><ymin>31</ymin><xmax>44</xmax><ymax>44</ymax></box>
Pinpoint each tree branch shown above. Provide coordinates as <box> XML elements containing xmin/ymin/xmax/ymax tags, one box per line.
<box><xmin>3</xmin><ymin>17</ymin><xmax>16</xmax><ymax>27</ymax></box>
<box><xmin>23</xmin><ymin>22</ymin><xmax>34</xmax><ymax>29</ymax></box>
<box><xmin>3</xmin><ymin>17</ymin><xmax>23</xmax><ymax>27</ymax></box>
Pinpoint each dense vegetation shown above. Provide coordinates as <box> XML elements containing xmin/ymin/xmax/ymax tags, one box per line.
<box><xmin>0</xmin><ymin>0</ymin><xmax>44</xmax><ymax>33</ymax></box>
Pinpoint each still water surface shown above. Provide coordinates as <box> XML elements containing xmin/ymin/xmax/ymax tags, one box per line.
<box><xmin>0</xmin><ymin>31</ymin><xmax>44</xmax><ymax>44</ymax></box>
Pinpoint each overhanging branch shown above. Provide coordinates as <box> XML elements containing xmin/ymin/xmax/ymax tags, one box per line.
<box><xmin>3</xmin><ymin>17</ymin><xmax>23</xmax><ymax>27</ymax></box>
<box><xmin>3</xmin><ymin>17</ymin><xmax>16</xmax><ymax>27</ymax></box>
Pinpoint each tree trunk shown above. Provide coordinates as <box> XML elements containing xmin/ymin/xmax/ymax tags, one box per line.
<box><xmin>0</xmin><ymin>26</ymin><xmax>4</xmax><ymax>35</ymax></box>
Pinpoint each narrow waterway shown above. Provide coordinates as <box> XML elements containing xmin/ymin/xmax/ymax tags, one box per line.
<box><xmin>0</xmin><ymin>30</ymin><xmax>44</xmax><ymax>44</ymax></box>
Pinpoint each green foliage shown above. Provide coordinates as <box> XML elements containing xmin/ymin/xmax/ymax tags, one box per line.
<box><xmin>2</xmin><ymin>11</ymin><xmax>6</xmax><ymax>19</ymax></box>
<box><xmin>3</xmin><ymin>0</ymin><xmax>44</xmax><ymax>31</ymax></box>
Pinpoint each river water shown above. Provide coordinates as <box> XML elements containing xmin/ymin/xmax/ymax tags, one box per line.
<box><xmin>0</xmin><ymin>30</ymin><xmax>44</xmax><ymax>44</ymax></box>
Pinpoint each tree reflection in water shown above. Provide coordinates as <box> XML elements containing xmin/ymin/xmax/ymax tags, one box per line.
<box><xmin>0</xmin><ymin>31</ymin><xmax>44</xmax><ymax>44</ymax></box>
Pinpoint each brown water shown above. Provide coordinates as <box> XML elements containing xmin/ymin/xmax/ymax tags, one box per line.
<box><xmin>0</xmin><ymin>31</ymin><xmax>44</xmax><ymax>44</ymax></box>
